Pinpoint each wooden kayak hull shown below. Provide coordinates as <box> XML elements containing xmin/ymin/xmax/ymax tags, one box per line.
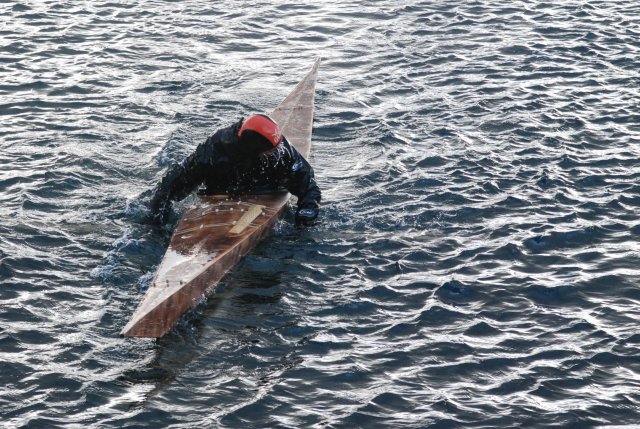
<box><xmin>121</xmin><ymin>59</ymin><xmax>319</xmax><ymax>338</ymax></box>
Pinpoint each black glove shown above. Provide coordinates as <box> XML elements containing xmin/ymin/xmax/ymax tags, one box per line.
<box><xmin>295</xmin><ymin>204</ymin><xmax>319</xmax><ymax>226</ymax></box>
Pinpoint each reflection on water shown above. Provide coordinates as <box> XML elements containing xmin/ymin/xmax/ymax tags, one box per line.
<box><xmin>1</xmin><ymin>0</ymin><xmax>640</xmax><ymax>428</ymax></box>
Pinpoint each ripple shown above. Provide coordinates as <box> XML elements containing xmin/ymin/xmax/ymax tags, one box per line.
<box><xmin>2</xmin><ymin>0</ymin><xmax>640</xmax><ymax>427</ymax></box>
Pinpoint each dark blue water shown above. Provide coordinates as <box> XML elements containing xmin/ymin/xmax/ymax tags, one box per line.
<box><xmin>2</xmin><ymin>1</ymin><xmax>640</xmax><ymax>427</ymax></box>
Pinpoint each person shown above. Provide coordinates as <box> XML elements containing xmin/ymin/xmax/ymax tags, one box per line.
<box><xmin>148</xmin><ymin>114</ymin><xmax>321</xmax><ymax>225</ymax></box>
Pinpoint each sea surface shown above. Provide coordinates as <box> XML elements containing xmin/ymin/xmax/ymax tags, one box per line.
<box><xmin>1</xmin><ymin>1</ymin><xmax>640</xmax><ymax>428</ymax></box>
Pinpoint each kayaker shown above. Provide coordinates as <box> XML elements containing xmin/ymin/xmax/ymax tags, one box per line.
<box><xmin>148</xmin><ymin>114</ymin><xmax>321</xmax><ymax>225</ymax></box>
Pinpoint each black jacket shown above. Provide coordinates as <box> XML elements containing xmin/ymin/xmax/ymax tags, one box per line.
<box><xmin>149</xmin><ymin>119</ymin><xmax>321</xmax><ymax>219</ymax></box>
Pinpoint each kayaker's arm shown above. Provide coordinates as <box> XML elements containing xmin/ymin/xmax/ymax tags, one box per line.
<box><xmin>148</xmin><ymin>138</ymin><xmax>213</xmax><ymax>222</ymax></box>
<box><xmin>283</xmin><ymin>145</ymin><xmax>321</xmax><ymax>225</ymax></box>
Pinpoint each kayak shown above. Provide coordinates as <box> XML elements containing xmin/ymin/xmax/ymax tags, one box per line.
<box><xmin>121</xmin><ymin>59</ymin><xmax>320</xmax><ymax>337</ymax></box>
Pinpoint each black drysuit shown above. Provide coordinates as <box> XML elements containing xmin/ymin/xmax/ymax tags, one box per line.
<box><xmin>149</xmin><ymin>119</ymin><xmax>321</xmax><ymax>222</ymax></box>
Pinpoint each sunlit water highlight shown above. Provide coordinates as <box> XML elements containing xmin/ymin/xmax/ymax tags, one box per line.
<box><xmin>1</xmin><ymin>1</ymin><xmax>640</xmax><ymax>428</ymax></box>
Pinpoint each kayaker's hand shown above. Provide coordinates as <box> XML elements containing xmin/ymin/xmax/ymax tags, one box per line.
<box><xmin>295</xmin><ymin>204</ymin><xmax>319</xmax><ymax>226</ymax></box>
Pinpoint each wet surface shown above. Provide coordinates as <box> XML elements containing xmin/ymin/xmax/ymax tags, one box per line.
<box><xmin>1</xmin><ymin>1</ymin><xmax>640</xmax><ymax>427</ymax></box>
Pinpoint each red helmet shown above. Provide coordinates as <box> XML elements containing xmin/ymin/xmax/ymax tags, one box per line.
<box><xmin>238</xmin><ymin>114</ymin><xmax>283</xmax><ymax>149</ymax></box>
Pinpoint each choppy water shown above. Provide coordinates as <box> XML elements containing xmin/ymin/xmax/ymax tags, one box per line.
<box><xmin>2</xmin><ymin>1</ymin><xmax>640</xmax><ymax>427</ymax></box>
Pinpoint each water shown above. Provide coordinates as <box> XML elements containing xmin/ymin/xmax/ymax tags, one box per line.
<box><xmin>2</xmin><ymin>1</ymin><xmax>640</xmax><ymax>427</ymax></box>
